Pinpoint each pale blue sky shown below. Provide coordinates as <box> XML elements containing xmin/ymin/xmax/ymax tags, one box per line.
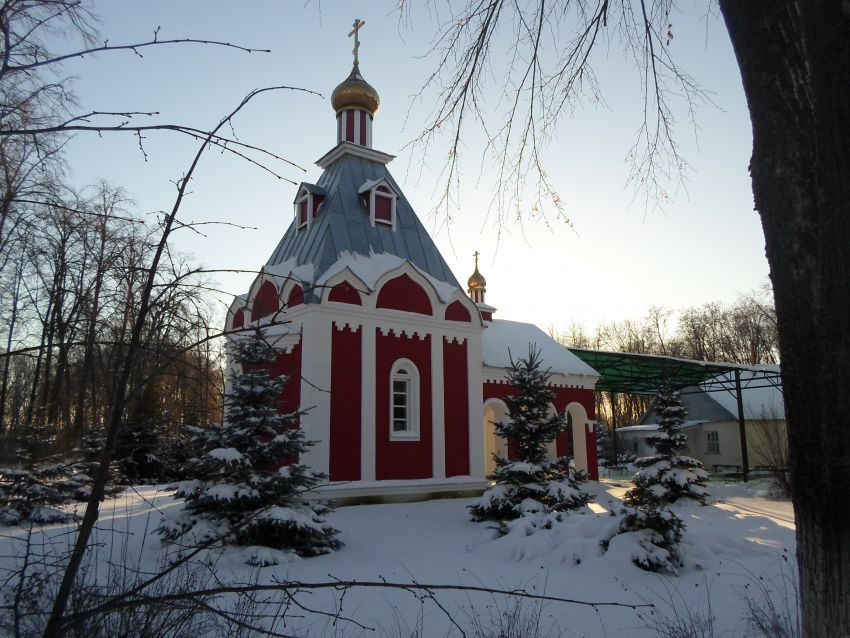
<box><xmin>59</xmin><ymin>1</ymin><xmax>767</xmax><ymax>332</ymax></box>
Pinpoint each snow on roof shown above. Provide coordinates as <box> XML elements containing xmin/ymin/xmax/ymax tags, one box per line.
<box><xmin>618</xmin><ymin>420</ymin><xmax>706</xmax><ymax>433</ymax></box>
<box><xmin>230</xmin><ymin>321</ymin><xmax>297</xmax><ymax>341</ymax></box>
<box><xmin>292</xmin><ymin>182</ymin><xmax>327</xmax><ymax>203</ymax></box>
<box><xmin>708</xmin><ymin>368</ymin><xmax>784</xmax><ymax>419</ymax></box>
<box><xmin>357</xmin><ymin>177</ymin><xmax>394</xmax><ymax>194</ymax></box>
<box><xmin>481</xmin><ymin>320</ymin><xmax>599</xmax><ymax>378</ymax></box>
<box><xmin>263</xmin><ymin>259</ymin><xmax>316</xmax><ymax>284</ymax></box>
<box><xmin>318</xmin><ymin>250</ymin><xmax>460</xmax><ymax>302</ymax></box>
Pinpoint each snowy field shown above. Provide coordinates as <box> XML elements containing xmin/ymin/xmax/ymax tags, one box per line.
<box><xmin>0</xmin><ymin>479</ymin><xmax>798</xmax><ymax>637</ymax></box>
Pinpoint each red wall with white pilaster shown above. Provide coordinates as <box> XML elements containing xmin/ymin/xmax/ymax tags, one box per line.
<box><xmin>330</xmin><ymin>323</ymin><xmax>362</xmax><ymax>480</ymax></box>
<box><xmin>269</xmin><ymin>341</ymin><xmax>302</xmax><ymax>415</ymax></box>
<box><xmin>443</xmin><ymin>337</ymin><xmax>470</xmax><ymax>476</ymax></box>
<box><xmin>376</xmin><ymin>329</ymin><xmax>432</xmax><ymax>480</ymax></box>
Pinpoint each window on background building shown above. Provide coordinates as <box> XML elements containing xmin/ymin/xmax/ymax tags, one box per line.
<box><xmin>390</xmin><ymin>360</ymin><xmax>419</xmax><ymax>439</ymax></box>
<box><xmin>705</xmin><ymin>430</ymin><xmax>720</xmax><ymax>454</ymax></box>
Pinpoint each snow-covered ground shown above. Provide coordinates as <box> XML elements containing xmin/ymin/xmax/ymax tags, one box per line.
<box><xmin>0</xmin><ymin>479</ymin><xmax>798</xmax><ymax>637</ymax></box>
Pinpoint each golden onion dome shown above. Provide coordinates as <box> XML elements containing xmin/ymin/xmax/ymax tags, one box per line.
<box><xmin>468</xmin><ymin>267</ymin><xmax>487</xmax><ymax>290</ymax></box>
<box><xmin>468</xmin><ymin>252</ymin><xmax>487</xmax><ymax>290</ymax></box>
<box><xmin>331</xmin><ymin>65</ymin><xmax>380</xmax><ymax>116</ymax></box>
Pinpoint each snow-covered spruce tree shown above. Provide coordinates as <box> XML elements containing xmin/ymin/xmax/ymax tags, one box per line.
<box><xmin>159</xmin><ymin>332</ymin><xmax>340</xmax><ymax>564</ymax></box>
<box><xmin>614</xmin><ymin>383</ymin><xmax>708</xmax><ymax>573</ymax></box>
<box><xmin>470</xmin><ymin>347</ymin><xmax>592</xmax><ymax>530</ymax></box>
<box><xmin>70</xmin><ymin>423</ymin><xmax>123</xmax><ymax>499</ymax></box>
<box><xmin>624</xmin><ymin>384</ymin><xmax>709</xmax><ymax>507</ymax></box>
<box><xmin>0</xmin><ymin>423</ymin><xmax>82</xmax><ymax>525</ymax></box>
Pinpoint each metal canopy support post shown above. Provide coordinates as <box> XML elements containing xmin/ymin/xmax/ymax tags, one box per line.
<box><xmin>611</xmin><ymin>391</ymin><xmax>618</xmax><ymax>466</ymax></box>
<box><xmin>734</xmin><ymin>369</ymin><xmax>750</xmax><ymax>482</ymax></box>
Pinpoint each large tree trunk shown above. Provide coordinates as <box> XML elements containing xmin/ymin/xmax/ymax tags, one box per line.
<box><xmin>719</xmin><ymin>2</ymin><xmax>850</xmax><ymax>636</ymax></box>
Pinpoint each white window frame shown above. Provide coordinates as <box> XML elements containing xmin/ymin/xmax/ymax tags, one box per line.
<box><xmin>389</xmin><ymin>358</ymin><xmax>420</xmax><ymax>440</ymax></box>
<box><xmin>705</xmin><ymin>430</ymin><xmax>720</xmax><ymax>455</ymax></box>
<box><xmin>295</xmin><ymin>189</ymin><xmax>322</xmax><ymax>229</ymax></box>
<box><xmin>366</xmin><ymin>183</ymin><xmax>397</xmax><ymax>230</ymax></box>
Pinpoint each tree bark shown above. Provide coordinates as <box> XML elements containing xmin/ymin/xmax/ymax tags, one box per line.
<box><xmin>719</xmin><ymin>2</ymin><xmax>850</xmax><ymax>636</ymax></box>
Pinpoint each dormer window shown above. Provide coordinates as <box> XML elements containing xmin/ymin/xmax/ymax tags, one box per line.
<box><xmin>293</xmin><ymin>183</ymin><xmax>326</xmax><ymax>230</ymax></box>
<box><xmin>374</xmin><ymin>186</ymin><xmax>393</xmax><ymax>224</ymax></box>
<box><xmin>358</xmin><ymin>178</ymin><xmax>398</xmax><ymax>230</ymax></box>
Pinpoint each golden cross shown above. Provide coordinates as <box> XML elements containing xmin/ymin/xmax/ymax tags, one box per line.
<box><xmin>348</xmin><ymin>19</ymin><xmax>366</xmax><ymax>65</ymax></box>
<box><xmin>473</xmin><ymin>251</ymin><xmax>480</xmax><ymax>267</ymax></box>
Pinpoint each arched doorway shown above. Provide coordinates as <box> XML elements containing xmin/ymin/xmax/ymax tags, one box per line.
<box><xmin>482</xmin><ymin>399</ymin><xmax>509</xmax><ymax>477</ymax></box>
<box><xmin>565</xmin><ymin>402</ymin><xmax>589</xmax><ymax>473</ymax></box>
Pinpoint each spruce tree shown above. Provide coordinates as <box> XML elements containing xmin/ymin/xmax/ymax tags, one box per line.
<box><xmin>159</xmin><ymin>332</ymin><xmax>340</xmax><ymax>564</ymax></box>
<box><xmin>624</xmin><ymin>384</ymin><xmax>709</xmax><ymax>507</ymax></box>
<box><xmin>470</xmin><ymin>347</ymin><xmax>592</xmax><ymax>530</ymax></box>
<box><xmin>0</xmin><ymin>423</ymin><xmax>82</xmax><ymax>525</ymax></box>
<box><xmin>615</xmin><ymin>383</ymin><xmax>708</xmax><ymax>573</ymax></box>
<box><xmin>71</xmin><ymin>423</ymin><xmax>123</xmax><ymax>498</ymax></box>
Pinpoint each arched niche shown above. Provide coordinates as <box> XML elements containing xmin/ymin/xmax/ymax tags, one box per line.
<box><xmin>482</xmin><ymin>398</ymin><xmax>510</xmax><ymax>477</ymax></box>
<box><xmin>232</xmin><ymin>308</ymin><xmax>245</xmax><ymax>329</ymax></box>
<box><xmin>376</xmin><ymin>273</ymin><xmax>432</xmax><ymax>315</ymax></box>
<box><xmin>287</xmin><ymin>284</ymin><xmax>304</xmax><ymax>308</ymax></box>
<box><xmin>445</xmin><ymin>300</ymin><xmax>472</xmax><ymax>322</ymax></box>
<box><xmin>251</xmin><ymin>280</ymin><xmax>279</xmax><ymax>321</ymax></box>
<box><xmin>328</xmin><ymin>280</ymin><xmax>362</xmax><ymax>305</ymax></box>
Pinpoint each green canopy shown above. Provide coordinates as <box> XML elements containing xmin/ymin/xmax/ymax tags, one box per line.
<box><xmin>567</xmin><ymin>348</ymin><xmax>783</xmax><ymax>482</ymax></box>
<box><xmin>567</xmin><ymin>348</ymin><xmax>781</xmax><ymax>395</ymax></box>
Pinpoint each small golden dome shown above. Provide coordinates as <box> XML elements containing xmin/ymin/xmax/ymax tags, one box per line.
<box><xmin>467</xmin><ymin>252</ymin><xmax>487</xmax><ymax>290</ymax></box>
<box><xmin>331</xmin><ymin>65</ymin><xmax>380</xmax><ymax>116</ymax></box>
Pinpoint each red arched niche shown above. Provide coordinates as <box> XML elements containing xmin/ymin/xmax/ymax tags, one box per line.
<box><xmin>445</xmin><ymin>300</ymin><xmax>471</xmax><ymax>322</ymax></box>
<box><xmin>251</xmin><ymin>281</ymin><xmax>279</xmax><ymax>321</ymax></box>
<box><xmin>328</xmin><ymin>281</ymin><xmax>362</xmax><ymax>305</ymax></box>
<box><xmin>376</xmin><ymin>274</ymin><xmax>432</xmax><ymax>315</ymax></box>
<box><xmin>232</xmin><ymin>309</ymin><xmax>245</xmax><ymax>329</ymax></box>
<box><xmin>287</xmin><ymin>284</ymin><xmax>304</xmax><ymax>308</ymax></box>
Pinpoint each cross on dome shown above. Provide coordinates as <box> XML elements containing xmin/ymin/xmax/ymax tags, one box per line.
<box><xmin>468</xmin><ymin>251</ymin><xmax>487</xmax><ymax>297</ymax></box>
<box><xmin>348</xmin><ymin>19</ymin><xmax>365</xmax><ymax>66</ymax></box>
<box><xmin>331</xmin><ymin>18</ymin><xmax>381</xmax><ymax>146</ymax></box>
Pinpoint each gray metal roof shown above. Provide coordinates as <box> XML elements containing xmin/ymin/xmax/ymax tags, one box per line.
<box><xmin>639</xmin><ymin>387</ymin><xmax>735</xmax><ymax>425</ymax></box>
<box><xmin>266</xmin><ymin>151</ymin><xmax>460</xmax><ymax>288</ymax></box>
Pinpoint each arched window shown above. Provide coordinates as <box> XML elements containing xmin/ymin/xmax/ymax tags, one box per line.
<box><xmin>390</xmin><ymin>359</ymin><xmax>419</xmax><ymax>440</ymax></box>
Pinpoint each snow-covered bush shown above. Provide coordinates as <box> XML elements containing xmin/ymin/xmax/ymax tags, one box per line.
<box><xmin>613</xmin><ymin>507</ymin><xmax>684</xmax><ymax>574</ymax></box>
<box><xmin>158</xmin><ymin>332</ymin><xmax>340</xmax><ymax>563</ymax></box>
<box><xmin>0</xmin><ymin>423</ymin><xmax>82</xmax><ymax>525</ymax></box>
<box><xmin>470</xmin><ymin>347</ymin><xmax>592</xmax><ymax>531</ymax></box>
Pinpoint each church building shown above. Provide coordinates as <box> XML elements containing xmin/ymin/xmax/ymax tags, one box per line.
<box><xmin>227</xmin><ymin>27</ymin><xmax>600</xmax><ymax>500</ymax></box>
